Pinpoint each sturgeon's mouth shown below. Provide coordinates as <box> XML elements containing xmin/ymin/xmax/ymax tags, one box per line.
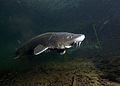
<box><xmin>71</xmin><ymin>34</ymin><xmax>85</xmax><ymax>47</ymax></box>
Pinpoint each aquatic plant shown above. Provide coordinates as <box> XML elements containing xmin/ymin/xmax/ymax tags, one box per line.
<box><xmin>93</xmin><ymin>24</ymin><xmax>102</xmax><ymax>50</ymax></box>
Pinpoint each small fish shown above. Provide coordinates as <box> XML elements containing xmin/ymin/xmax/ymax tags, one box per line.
<box><xmin>103</xmin><ymin>20</ymin><xmax>109</xmax><ymax>24</ymax></box>
<box><xmin>15</xmin><ymin>32</ymin><xmax>85</xmax><ymax>58</ymax></box>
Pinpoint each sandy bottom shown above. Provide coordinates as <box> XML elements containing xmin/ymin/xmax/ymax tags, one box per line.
<box><xmin>0</xmin><ymin>55</ymin><xmax>120</xmax><ymax>86</ymax></box>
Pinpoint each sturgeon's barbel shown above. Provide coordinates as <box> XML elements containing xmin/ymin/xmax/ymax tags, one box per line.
<box><xmin>15</xmin><ymin>32</ymin><xmax>85</xmax><ymax>58</ymax></box>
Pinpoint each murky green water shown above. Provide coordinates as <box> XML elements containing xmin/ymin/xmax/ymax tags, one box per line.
<box><xmin>0</xmin><ymin>0</ymin><xmax>120</xmax><ymax>73</ymax></box>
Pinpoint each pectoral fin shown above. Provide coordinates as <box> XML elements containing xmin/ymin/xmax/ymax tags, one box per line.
<box><xmin>34</xmin><ymin>44</ymin><xmax>48</xmax><ymax>55</ymax></box>
<box><xmin>60</xmin><ymin>50</ymin><xmax>66</xmax><ymax>55</ymax></box>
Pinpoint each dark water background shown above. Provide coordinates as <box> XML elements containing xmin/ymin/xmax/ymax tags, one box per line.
<box><xmin>0</xmin><ymin>0</ymin><xmax>120</xmax><ymax>72</ymax></box>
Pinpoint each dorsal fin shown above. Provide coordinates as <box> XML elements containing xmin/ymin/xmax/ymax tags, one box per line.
<box><xmin>34</xmin><ymin>44</ymin><xmax>48</xmax><ymax>55</ymax></box>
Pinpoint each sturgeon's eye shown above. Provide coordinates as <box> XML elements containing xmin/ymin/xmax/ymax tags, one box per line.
<box><xmin>67</xmin><ymin>36</ymin><xmax>72</xmax><ymax>39</ymax></box>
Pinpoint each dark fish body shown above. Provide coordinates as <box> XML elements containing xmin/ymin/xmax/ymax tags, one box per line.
<box><xmin>16</xmin><ymin>32</ymin><xmax>85</xmax><ymax>58</ymax></box>
<box><xmin>16</xmin><ymin>32</ymin><xmax>53</xmax><ymax>55</ymax></box>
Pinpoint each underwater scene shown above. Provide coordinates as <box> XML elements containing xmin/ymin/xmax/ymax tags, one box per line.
<box><xmin>0</xmin><ymin>0</ymin><xmax>120</xmax><ymax>86</ymax></box>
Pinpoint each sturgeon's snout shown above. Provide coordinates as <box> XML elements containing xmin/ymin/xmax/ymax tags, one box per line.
<box><xmin>71</xmin><ymin>34</ymin><xmax>85</xmax><ymax>47</ymax></box>
<box><xmin>74</xmin><ymin>34</ymin><xmax>85</xmax><ymax>42</ymax></box>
